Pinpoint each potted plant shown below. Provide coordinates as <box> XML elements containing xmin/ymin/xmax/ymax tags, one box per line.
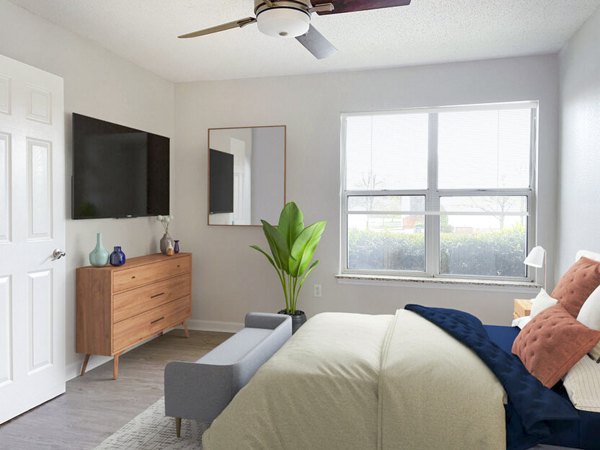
<box><xmin>251</xmin><ymin>202</ymin><xmax>326</xmax><ymax>333</ymax></box>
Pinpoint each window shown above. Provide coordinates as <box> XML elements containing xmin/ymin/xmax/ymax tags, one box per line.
<box><xmin>341</xmin><ymin>102</ymin><xmax>537</xmax><ymax>280</ymax></box>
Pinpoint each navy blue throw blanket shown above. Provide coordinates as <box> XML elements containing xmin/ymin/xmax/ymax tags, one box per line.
<box><xmin>405</xmin><ymin>304</ymin><xmax>578</xmax><ymax>450</ymax></box>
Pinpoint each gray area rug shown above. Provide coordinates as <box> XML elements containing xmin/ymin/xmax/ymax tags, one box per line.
<box><xmin>93</xmin><ymin>397</ymin><xmax>568</xmax><ymax>450</ymax></box>
<box><xmin>95</xmin><ymin>398</ymin><xmax>207</xmax><ymax>449</ymax></box>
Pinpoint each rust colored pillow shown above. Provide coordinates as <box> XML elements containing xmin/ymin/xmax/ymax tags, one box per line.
<box><xmin>552</xmin><ymin>257</ymin><xmax>600</xmax><ymax>317</ymax></box>
<box><xmin>512</xmin><ymin>304</ymin><xmax>600</xmax><ymax>388</ymax></box>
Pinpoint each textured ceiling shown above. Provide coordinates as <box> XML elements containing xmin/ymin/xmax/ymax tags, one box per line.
<box><xmin>8</xmin><ymin>0</ymin><xmax>600</xmax><ymax>82</ymax></box>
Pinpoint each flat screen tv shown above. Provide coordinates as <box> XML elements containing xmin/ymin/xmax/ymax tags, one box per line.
<box><xmin>72</xmin><ymin>113</ymin><xmax>170</xmax><ymax>219</ymax></box>
<box><xmin>209</xmin><ymin>149</ymin><xmax>234</xmax><ymax>214</ymax></box>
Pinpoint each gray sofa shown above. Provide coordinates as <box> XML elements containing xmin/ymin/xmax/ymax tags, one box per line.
<box><xmin>164</xmin><ymin>312</ymin><xmax>292</xmax><ymax>436</ymax></box>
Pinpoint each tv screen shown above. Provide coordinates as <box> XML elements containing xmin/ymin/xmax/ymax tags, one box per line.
<box><xmin>72</xmin><ymin>113</ymin><xmax>170</xmax><ymax>219</ymax></box>
<box><xmin>209</xmin><ymin>149</ymin><xmax>234</xmax><ymax>214</ymax></box>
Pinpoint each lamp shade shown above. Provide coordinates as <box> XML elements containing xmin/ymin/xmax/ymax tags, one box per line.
<box><xmin>524</xmin><ymin>246</ymin><xmax>546</xmax><ymax>268</ymax></box>
<box><xmin>256</xmin><ymin>7</ymin><xmax>310</xmax><ymax>38</ymax></box>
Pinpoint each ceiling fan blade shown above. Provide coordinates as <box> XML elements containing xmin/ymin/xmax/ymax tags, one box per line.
<box><xmin>178</xmin><ymin>17</ymin><xmax>257</xmax><ymax>39</ymax></box>
<box><xmin>313</xmin><ymin>0</ymin><xmax>411</xmax><ymax>16</ymax></box>
<box><xmin>296</xmin><ymin>25</ymin><xmax>337</xmax><ymax>59</ymax></box>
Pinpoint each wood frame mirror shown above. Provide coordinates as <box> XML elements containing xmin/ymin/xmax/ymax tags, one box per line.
<box><xmin>208</xmin><ymin>125</ymin><xmax>286</xmax><ymax>226</ymax></box>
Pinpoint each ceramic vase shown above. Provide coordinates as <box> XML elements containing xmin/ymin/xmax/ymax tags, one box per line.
<box><xmin>160</xmin><ymin>233</ymin><xmax>173</xmax><ymax>255</ymax></box>
<box><xmin>109</xmin><ymin>246</ymin><xmax>126</xmax><ymax>266</ymax></box>
<box><xmin>89</xmin><ymin>233</ymin><xmax>109</xmax><ymax>267</ymax></box>
<box><xmin>174</xmin><ymin>240</ymin><xmax>180</xmax><ymax>254</ymax></box>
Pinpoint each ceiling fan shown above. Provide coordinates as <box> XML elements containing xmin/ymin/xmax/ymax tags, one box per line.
<box><xmin>178</xmin><ymin>0</ymin><xmax>412</xmax><ymax>59</ymax></box>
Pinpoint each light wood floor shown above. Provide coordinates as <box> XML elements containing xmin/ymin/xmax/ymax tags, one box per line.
<box><xmin>0</xmin><ymin>329</ymin><xmax>231</xmax><ymax>450</ymax></box>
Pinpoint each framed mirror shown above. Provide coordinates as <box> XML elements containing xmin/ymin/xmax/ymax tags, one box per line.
<box><xmin>208</xmin><ymin>126</ymin><xmax>286</xmax><ymax>226</ymax></box>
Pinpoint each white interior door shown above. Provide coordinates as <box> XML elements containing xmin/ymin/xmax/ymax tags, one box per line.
<box><xmin>0</xmin><ymin>54</ymin><xmax>65</xmax><ymax>423</ymax></box>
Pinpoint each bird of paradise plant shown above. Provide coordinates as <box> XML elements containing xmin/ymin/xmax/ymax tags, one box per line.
<box><xmin>251</xmin><ymin>202</ymin><xmax>326</xmax><ymax>315</ymax></box>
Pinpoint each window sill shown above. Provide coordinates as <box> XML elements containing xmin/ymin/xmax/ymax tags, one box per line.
<box><xmin>335</xmin><ymin>273</ymin><xmax>541</xmax><ymax>292</ymax></box>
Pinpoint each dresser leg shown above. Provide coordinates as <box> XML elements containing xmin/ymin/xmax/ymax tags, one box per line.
<box><xmin>176</xmin><ymin>417</ymin><xmax>182</xmax><ymax>438</ymax></box>
<box><xmin>113</xmin><ymin>354</ymin><xmax>119</xmax><ymax>380</ymax></box>
<box><xmin>182</xmin><ymin>321</ymin><xmax>189</xmax><ymax>338</ymax></box>
<box><xmin>80</xmin><ymin>354</ymin><xmax>91</xmax><ymax>376</ymax></box>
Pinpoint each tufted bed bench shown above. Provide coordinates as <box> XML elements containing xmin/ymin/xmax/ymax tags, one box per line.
<box><xmin>164</xmin><ymin>312</ymin><xmax>292</xmax><ymax>436</ymax></box>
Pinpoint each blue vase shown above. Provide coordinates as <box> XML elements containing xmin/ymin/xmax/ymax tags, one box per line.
<box><xmin>174</xmin><ymin>240</ymin><xmax>180</xmax><ymax>254</ymax></box>
<box><xmin>110</xmin><ymin>246</ymin><xmax>126</xmax><ymax>266</ymax></box>
<box><xmin>89</xmin><ymin>233</ymin><xmax>109</xmax><ymax>267</ymax></box>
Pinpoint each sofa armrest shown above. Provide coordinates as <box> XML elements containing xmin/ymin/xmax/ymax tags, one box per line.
<box><xmin>232</xmin><ymin>315</ymin><xmax>292</xmax><ymax>392</ymax></box>
<box><xmin>164</xmin><ymin>361</ymin><xmax>233</xmax><ymax>423</ymax></box>
<box><xmin>244</xmin><ymin>312</ymin><xmax>291</xmax><ymax>330</ymax></box>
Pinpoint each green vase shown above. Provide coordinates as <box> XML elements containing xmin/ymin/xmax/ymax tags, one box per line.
<box><xmin>89</xmin><ymin>232</ymin><xmax>109</xmax><ymax>267</ymax></box>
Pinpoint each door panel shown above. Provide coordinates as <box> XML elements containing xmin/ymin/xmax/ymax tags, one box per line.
<box><xmin>0</xmin><ymin>53</ymin><xmax>65</xmax><ymax>424</ymax></box>
<box><xmin>28</xmin><ymin>270</ymin><xmax>53</xmax><ymax>373</ymax></box>
<box><xmin>27</xmin><ymin>138</ymin><xmax>52</xmax><ymax>239</ymax></box>
<box><xmin>0</xmin><ymin>132</ymin><xmax>9</xmax><ymax>242</ymax></box>
<box><xmin>0</xmin><ymin>275</ymin><xmax>11</xmax><ymax>386</ymax></box>
<box><xmin>27</xmin><ymin>86</ymin><xmax>52</xmax><ymax>124</ymax></box>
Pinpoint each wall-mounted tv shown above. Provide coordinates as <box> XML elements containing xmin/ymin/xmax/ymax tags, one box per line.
<box><xmin>209</xmin><ymin>149</ymin><xmax>234</xmax><ymax>214</ymax></box>
<box><xmin>72</xmin><ymin>113</ymin><xmax>170</xmax><ymax>219</ymax></box>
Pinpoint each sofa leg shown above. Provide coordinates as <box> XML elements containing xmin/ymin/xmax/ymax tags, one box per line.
<box><xmin>176</xmin><ymin>417</ymin><xmax>182</xmax><ymax>438</ymax></box>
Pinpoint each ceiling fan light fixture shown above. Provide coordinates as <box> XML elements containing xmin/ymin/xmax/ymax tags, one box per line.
<box><xmin>256</xmin><ymin>7</ymin><xmax>310</xmax><ymax>38</ymax></box>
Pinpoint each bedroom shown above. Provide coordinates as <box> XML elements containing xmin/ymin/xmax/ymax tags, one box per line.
<box><xmin>1</xmin><ymin>0</ymin><xmax>600</xmax><ymax>448</ymax></box>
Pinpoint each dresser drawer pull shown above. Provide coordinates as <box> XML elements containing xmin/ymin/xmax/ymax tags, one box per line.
<box><xmin>131</xmin><ymin>275</ymin><xmax>136</xmax><ymax>279</ymax></box>
<box><xmin>151</xmin><ymin>316</ymin><xmax>165</xmax><ymax>325</ymax></box>
<box><xmin>177</xmin><ymin>264</ymin><xmax>181</xmax><ymax>268</ymax></box>
<box><xmin>151</xmin><ymin>292</ymin><xmax>165</xmax><ymax>299</ymax></box>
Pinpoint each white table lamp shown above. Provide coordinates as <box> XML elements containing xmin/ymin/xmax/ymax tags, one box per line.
<box><xmin>524</xmin><ymin>246</ymin><xmax>546</xmax><ymax>290</ymax></box>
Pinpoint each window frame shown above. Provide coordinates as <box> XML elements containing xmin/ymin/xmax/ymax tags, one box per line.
<box><xmin>340</xmin><ymin>102</ymin><xmax>538</xmax><ymax>282</ymax></box>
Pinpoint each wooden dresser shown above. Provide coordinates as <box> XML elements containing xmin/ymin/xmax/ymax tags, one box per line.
<box><xmin>76</xmin><ymin>252</ymin><xmax>192</xmax><ymax>379</ymax></box>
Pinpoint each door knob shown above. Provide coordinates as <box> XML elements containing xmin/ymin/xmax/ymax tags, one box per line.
<box><xmin>52</xmin><ymin>249</ymin><xmax>66</xmax><ymax>260</ymax></box>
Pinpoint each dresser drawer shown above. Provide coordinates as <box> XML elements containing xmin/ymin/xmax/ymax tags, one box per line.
<box><xmin>113</xmin><ymin>256</ymin><xmax>191</xmax><ymax>292</ymax></box>
<box><xmin>113</xmin><ymin>274</ymin><xmax>191</xmax><ymax>323</ymax></box>
<box><xmin>113</xmin><ymin>295</ymin><xmax>191</xmax><ymax>353</ymax></box>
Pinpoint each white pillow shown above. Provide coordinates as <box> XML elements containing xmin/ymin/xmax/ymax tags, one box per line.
<box><xmin>576</xmin><ymin>250</ymin><xmax>600</xmax><ymax>263</ymax></box>
<box><xmin>563</xmin><ymin>355</ymin><xmax>600</xmax><ymax>412</ymax></box>
<box><xmin>578</xmin><ymin>285</ymin><xmax>600</xmax><ymax>330</ymax></box>
<box><xmin>530</xmin><ymin>289</ymin><xmax>558</xmax><ymax>318</ymax></box>
<box><xmin>577</xmin><ymin>285</ymin><xmax>600</xmax><ymax>362</ymax></box>
<box><xmin>511</xmin><ymin>315</ymin><xmax>531</xmax><ymax>329</ymax></box>
<box><xmin>590</xmin><ymin>345</ymin><xmax>600</xmax><ymax>363</ymax></box>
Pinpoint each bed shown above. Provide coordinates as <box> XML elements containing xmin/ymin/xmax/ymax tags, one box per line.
<box><xmin>201</xmin><ymin>249</ymin><xmax>600</xmax><ymax>450</ymax></box>
<box><xmin>485</xmin><ymin>325</ymin><xmax>600</xmax><ymax>449</ymax></box>
<box><xmin>201</xmin><ymin>308</ymin><xmax>600</xmax><ymax>450</ymax></box>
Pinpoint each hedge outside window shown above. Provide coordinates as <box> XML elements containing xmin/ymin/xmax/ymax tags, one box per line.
<box><xmin>341</xmin><ymin>102</ymin><xmax>537</xmax><ymax>280</ymax></box>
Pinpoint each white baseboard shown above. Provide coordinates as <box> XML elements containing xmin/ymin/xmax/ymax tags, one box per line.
<box><xmin>64</xmin><ymin>330</ymin><xmax>175</xmax><ymax>381</ymax></box>
<box><xmin>65</xmin><ymin>320</ymin><xmax>242</xmax><ymax>381</ymax></box>
<box><xmin>185</xmin><ymin>319</ymin><xmax>243</xmax><ymax>333</ymax></box>
<box><xmin>66</xmin><ymin>355</ymin><xmax>112</xmax><ymax>382</ymax></box>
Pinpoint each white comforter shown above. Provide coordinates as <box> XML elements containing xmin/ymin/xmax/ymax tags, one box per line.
<box><xmin>202</xmin><ymin>310</ymin><xmax>506</xmax><ymax>450</ymax></box>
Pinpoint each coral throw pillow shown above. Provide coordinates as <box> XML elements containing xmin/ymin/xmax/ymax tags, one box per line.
<box><xmin>512</xmin><ymin>304</ymin><xmax>600</xmax><ymax>388</ymax></box>
<box><xmin>552</xmin><ymin>257</ymin><xmax>600</xmax><ymax>317</ymax></box>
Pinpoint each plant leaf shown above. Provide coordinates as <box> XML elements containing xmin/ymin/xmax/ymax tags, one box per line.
<box><xmin>259</xmin><ymin>221</ymin><xmax>283</xmax><ymax>269</ymax></box>
<box><xmin>278</xmin><ymin>202</ymin><xmax>304</xmax><ymax>252</ymax></box>
<box><xmin>289</xmin><ymin>221</ymin><xmax>326</xmax><ymax>277</ymax></box>
<box><xmin>298</xmin><ymin>260</ymin><xmax>319</xmax><ymax>288</ymax></box>
<box><xmin>250</xmin><ymin>245</ymin><xmax>279</xmax><ymax>271</ymax></box>
<box><xmin>262</xmin><ymin>220</ymin><xmax>290</xmax><ymax>272</ymax></box>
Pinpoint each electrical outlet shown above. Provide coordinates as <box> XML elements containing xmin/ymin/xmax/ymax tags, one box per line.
<box><xmin>313</xmin><ymin>284</ymin><xmax>322</xmax><ymax>298</ymax></box>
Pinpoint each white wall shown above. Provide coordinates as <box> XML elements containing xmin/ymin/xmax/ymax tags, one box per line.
<box><xmin>557</xmin><ymin>7</ymin><xmax>600</xmax><ymax>276</ymax></box>
<box><xmin>0</xmin><ymin>0</ymin><xmax>175</xmax><ymax>377</ymax></box>
<box><xmin>174</xmin><ymin>54</ymin><xmax>559</xmax><ymax>329</ymax></box>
